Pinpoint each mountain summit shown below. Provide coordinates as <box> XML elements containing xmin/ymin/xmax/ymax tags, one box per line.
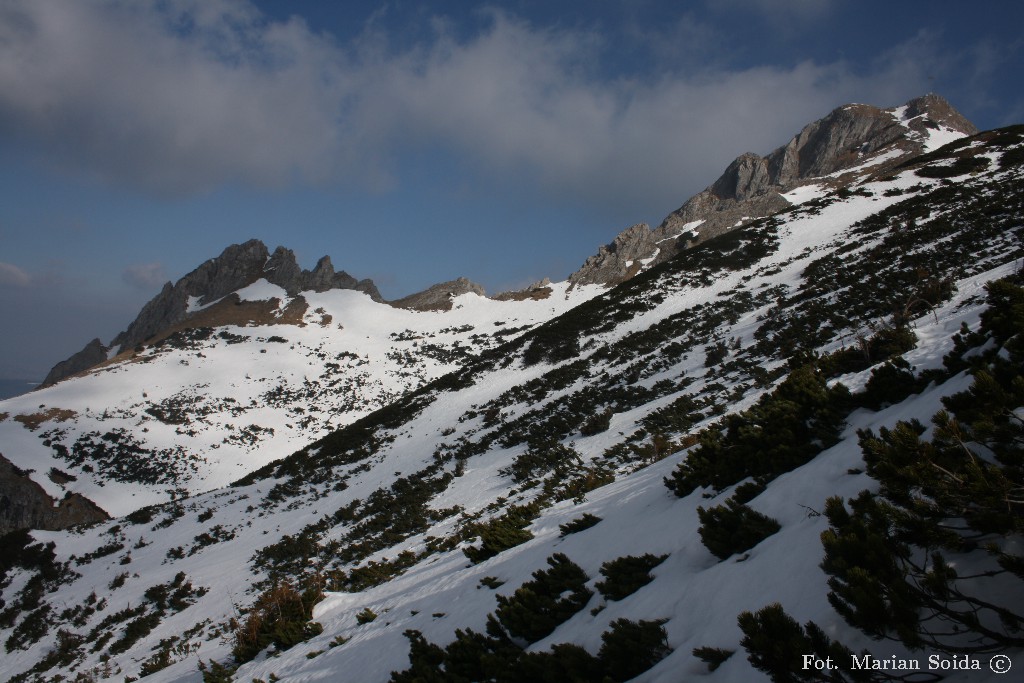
<box><xmin>42</xmin><ymin>240</ymin><xmax>382</xmax><ymax>386</ymax></box>
<box><xmin>569</xmin><ymin>94</ymin><xmax>977</xmax><ymax>286</ymax></box>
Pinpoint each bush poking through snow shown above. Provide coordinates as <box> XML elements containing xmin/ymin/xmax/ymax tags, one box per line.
<box><xmin>738</xmin><ymin>603</ymin><xmax>866</xmax><ymax>683</ymax></box>
<box><xmin>820</xmin><ymin>279</ymin><xmax>1024</xmax><ymax>655</ymax></box>
<box><xmin>665</xmin><ymin>365</ymin><xmax>851</xmax><ymax>496</ymax></box>
<box><xmin>697</xmin><ymin>501</ymin><xmax>781</xmax><ymax>560</ymax></box>
<box><xmin>492</xmin><ymin>553</ymin><xmax>592</xmax><ymax>644</ymax></box>
<box><xmin>595</xmin><ymin>553</ymin><xmax>668</xmax><ymax>601</ymax></box>
<box><xmin>692</xmin><ymin>645</ymin><xmax>735</xmax><ymax>672</ymax></box>
<box><xmin>598</xmin><ymin>618</ymin><xmax>673</xmax><ymax>681</ymax></box>
<box><xmin>557</xmin><ymin>513</ymin><xmax>602</xmax><ymax>537</ymax></box>
<box><xmin>463</xmin><ymin>504</ymin><xmax>539</xmax><ymax>564</ymax></box>
<box><xmin>391</xmin><ymin>617</ymin><xmax>671</xmax><ymax>682</ymax></box>
<box><xmin>230</xmin><ymin>580</ymin><xmax>323</xmax><ymax>665</ymax></box>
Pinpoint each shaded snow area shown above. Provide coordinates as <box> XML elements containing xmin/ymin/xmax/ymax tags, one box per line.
<box><xmin>233</xmin><ymin>279</ymin><xmax>289</xmax><ymax>304</ymax></box>
<box><xmin>1</xmin><ymin>129</ymin><xmax>1023</xmax><ymax>683</ymax></box>
<box><xmin>780</xmin><ymin>183</ymin><xmax>826</xmax><ymax>204</ymax></box>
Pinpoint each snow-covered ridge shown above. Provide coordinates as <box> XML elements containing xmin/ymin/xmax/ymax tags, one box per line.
<box><xmin>0</xmin><ymin>280</ymin><xmax>604</xmax><ymax>515</ymax></box>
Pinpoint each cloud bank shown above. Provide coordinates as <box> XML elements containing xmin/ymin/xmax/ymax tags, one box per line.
<box><xmin>0</xmin><ymin>0</ymin><xmax>939</xmax><ymax>213</ymax></box>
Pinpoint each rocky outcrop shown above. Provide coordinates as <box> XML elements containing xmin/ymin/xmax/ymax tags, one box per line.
<box><xmin>568</xmin><ymin>223</ymin><xmax>660</xmax><ymax>287</ymax></box>
<box><xmin>571</xmin><ymin>94</ymin><xmax>978</xmax><ymax>286</ymax></box>
<box><xmin>493</xmin><ymin>278</ymin><xmax>554</xmax><ymax>301</ymax></box>
<box><xmin>40</xmin><ymin>338</ymin><xmax>109</xmax><ymax>387</ymax></box>
<box><xmin>0</xmin><ymin>453</ymin><xmax>108</xmax><ymax>535</ymax></box>
<box><xmin>265</xmin><ymin>248</ymin><xmax>382</xmax><ymax>300</ymax></box>
<box><xmin>42</xmin><ymin>239</ymin><xmax>382</xmax><ymax>386</ymax></box>
<box><xmin>104</xmin><ymin>239</ymin><xmax>273</xmax><ymax>360</ymax></box>
<box><xmin>389</xmin><ymin>277</ymin><xmax>486</xmax><ymax>311</ymax></box>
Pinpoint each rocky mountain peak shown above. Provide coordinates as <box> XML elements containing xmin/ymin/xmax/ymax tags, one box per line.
<box><xmin>41</xmin><ymin>239</ymin><xmax>382</xmax><ymax>386</ymax></box>
<box><xmin>570</xmin><ymin>94</ymin><xmax>977</xmax><ymax>287</ymax></box>
<box><xmin>263</xmin><ymin>247</ymin><xmax>381</xmax><ymax>299</ymax></box>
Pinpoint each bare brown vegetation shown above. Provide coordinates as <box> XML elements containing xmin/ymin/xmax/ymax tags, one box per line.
<box><xmin>13</xmin><ymin>408</ymin><xmax>77</xmax><ymax>431</ymax></box>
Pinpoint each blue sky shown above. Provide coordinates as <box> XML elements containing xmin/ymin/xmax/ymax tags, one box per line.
<box><xmin>1</xmin><ymin>0</ymin><xmax>1022</xmax><ymax>381</ymax></box>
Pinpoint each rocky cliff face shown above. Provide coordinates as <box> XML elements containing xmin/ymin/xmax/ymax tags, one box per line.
<box><xmin>563</xmin><ymin>223</ymin><xmax>660</xmax><ymax>287</ymax></box>
<box><xmin>41</xmin><ymin>237</ymin><xmax>492</xmax><ymax>385</ymax></box>
<box><xmin>40</xmin><ymin>338</ymin><xmax>109</xmax><ymax>387</ymax></box>
<box><xmin>388</xmin><ymin>277</ymin><xmax>487</xmax><ymax>311</ymax></box>
<box><xmin>570</xmin><ymin>94</ymin><xmax>978</xmax><ymax>287</ymax></box>
<box><xmin>42</xmin><ymin>240</ymin><xmax>382</xmax><ymax>386</ymax></box>
<box><xmin>0</xmin><ymin>453</ymin><xmax>108</xmax><ymax>535</ymax></box>
<box><xmin>108</xmin><ymin>240</ymin><xmax>383</xmax><ymax>355</ymax></box>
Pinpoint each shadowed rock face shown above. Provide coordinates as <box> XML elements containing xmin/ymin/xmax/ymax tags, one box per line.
<box><xmin>41</xmin><ymin>240</ymin><xmax>382</xmax><ymax>386</ymax></box>
<box><xmin>563</xmin><ymin>223</ymin><xmax>660</xmax><ymax>290</ymax></box>
<box><xmin>570</xmin><ymin>94</ymin><xmax>978</xmax><ymax>287</ymax></box>
<box><xmin>388</xmin><ymin>277</ymin><xmax>486</xmax><ymax>311</ymax></box>
<box><xmin>41</xmin><ymin>338</ymin><xmax>108</xmax><ymax>387</ymax></box>
<box><xmin>0</xmin><ymin>453</ymin><xmax>108</xmax><ymax>535</ymax></box>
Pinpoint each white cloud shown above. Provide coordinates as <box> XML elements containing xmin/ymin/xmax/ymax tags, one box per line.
<box><xmin>0</xmin><ymin>0</ymin><xmax>351</xmax><ymax>195</ymax></box>
<box><xmin>122</xmin><ymin>262</ymin><xmax>168</xmax><ymax>290</ymax></box>
<box><xmin>345</xmin><ymin>13</ymin><xmax>935</xmax><ymax>214</ymax></box>
<box><xmin>0</xmin><ymin>0</ymin><xmax>940</xmax><ymax>215</ymax></box>
<box><xmin>0</xmin><ymin>262</ymin><xmax>32</xmax><ymax>287</ymax></box>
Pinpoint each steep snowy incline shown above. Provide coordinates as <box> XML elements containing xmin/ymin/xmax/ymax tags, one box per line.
<box><xmin>0</xmin><ymin>281</ymin><xmax>603</xmax><ymax>516</ymax></box>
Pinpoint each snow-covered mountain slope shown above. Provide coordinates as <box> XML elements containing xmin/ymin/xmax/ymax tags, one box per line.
<box><xmin>2</xmin><ymin>124</ymin><xmax>1023</xmax><ymax>683</ymax></box>
<box><xmin>0</xmin><ymin>280</ymin><xmax>602</xmax><ymax>517</ymax></box>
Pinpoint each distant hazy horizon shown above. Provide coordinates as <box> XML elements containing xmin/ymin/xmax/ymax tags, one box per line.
<box><xmin>0</xmin><ymin>379</ymin><xmax>39</xmax><ymax>401</ymax></box>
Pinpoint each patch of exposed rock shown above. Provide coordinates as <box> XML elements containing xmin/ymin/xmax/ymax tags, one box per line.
<box><xmin>0</xmin><ymin>453</ymin><xmax>108</xmax><ymax>535</ymax></box>
<box><xmin>389</xmin><ymin>277</ymin><xmax>486</xmax><ymax>311</ymax></box>
<box><xmin>565</xmin><ymin>223</ymin><xmax>659</xmax><ymax>287</ymax></box>
<box><xmin>570</xmin><ymin>94</ymin><xmax>978</xmax><ymax>287</ymax></box>
<box><xmin>493</xmin><ymin>278</ymin><xmax>554</xmax><ymax>301</ymax></box>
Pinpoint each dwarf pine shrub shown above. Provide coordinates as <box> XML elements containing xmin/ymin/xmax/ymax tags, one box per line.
<box><xmin>595</xmin><ymin>553</ymin><xmax>668</xmax><ymax>601</ymax></box>
<box><xmin>697</xmin><ymin>501</ymin><xmax>781</xmax><ymax>560</ymax></box>
<box><xmin>492</xmin><ymin>553</ymin><xmax>592</xmax><ymax>643</ymax></box>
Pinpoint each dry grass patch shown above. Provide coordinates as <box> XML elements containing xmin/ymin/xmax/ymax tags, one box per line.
<box><xmin>14</xmin><ymin>407</ymin><xmax>77</xmax><ymax>431</ymax></box>
<box><xmin>493</xmin><ymin>286</ymin><xmax>553</xmax><ymax>302</ymax></box>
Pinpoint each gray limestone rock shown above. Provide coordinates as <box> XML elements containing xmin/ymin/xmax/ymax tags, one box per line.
<box><xmin>264</xmin><ymin>245</ymin><xmax>305</xmax><ymax>294</ymax></box>
<box><xmin>293</xmin><ymin>255</ymin><xmax>383</xmax><ymax>301</ymax></box>
<box><xmin>109</xmin><ymin>239</ymin><xmax>271</xmax><ymax>355</ymax></box>
<box><xmin>0</xmin><ymin>453</ymin><xmax>109</xmax><ymax>535</ymax></box>
<box><xmin>40</xmin><ymin>338</ymin><xmax>109</xmax><ymax>387</ymax></box>
<box><xmin>568</xmin><ymin>223</ymin><xmax>659</xmax><ymax>287</ymax></box>
<box><xmin>390</xmin><ymin>277</ymin><xmax>486</xmax><ymax>311</ymax></box>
